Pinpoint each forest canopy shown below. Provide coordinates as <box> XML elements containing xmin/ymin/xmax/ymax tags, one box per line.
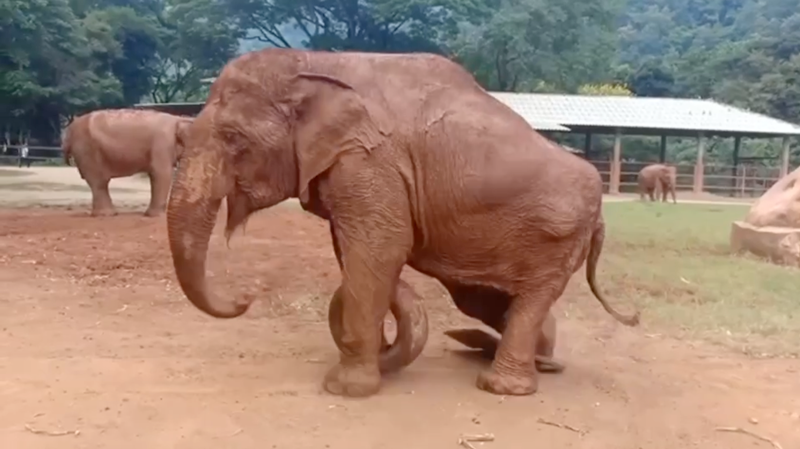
<box><xmin>2</xmin><ymin>0</ymin><xmax>799</xmax><ymax>164</ymax></box>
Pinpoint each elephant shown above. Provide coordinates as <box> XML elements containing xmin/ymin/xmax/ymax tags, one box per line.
<box><xmin>165</xmin><ymin>48</ymin><xmax>640</xmax><ymax>398</ymax></box>
<box><xmin>62</xmin><ymin>109</ymin><xmax>193</xmax><ymax>217</ymax></box>
<box><xmin>637</xmin><ymin>163</ymin><xmax>677</xmax><ymax>203</ymax></box>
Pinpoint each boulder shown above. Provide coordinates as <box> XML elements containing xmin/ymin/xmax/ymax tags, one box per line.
<box><xmin>730</xmin><ymin>166</ymin><xmax>800</xmax><ymax>266</ymax></box>
<box><xmin>730</xmin><ymin>221</ymin><xmax>800</xmax><ymax>266</ymax></box>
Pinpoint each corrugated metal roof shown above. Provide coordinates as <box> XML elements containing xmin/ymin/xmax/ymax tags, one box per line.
<box><xmin>135</xmin><ymin>92</ymin><xmax>800</xmax><ymax>136</ymax></box>
<box><xmin>527</xmin><ymin>122</ymin><xmax>571</xmax><ymax>131</ymax></box>
<box><xmin>490</xmin><ymin>92</ymin><xmax>800</xmax><ymax>136</ymax></box>
<box><xmin>132</xmin><ymin>100</ymin><xmax>571</xmax><ymax>131</ymax></box>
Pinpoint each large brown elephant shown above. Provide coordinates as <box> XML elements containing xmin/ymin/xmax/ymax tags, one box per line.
<box><xmin>638</xmin><ymin>163</ymin><xmax>677</xmax><ymax>203</ymax></box>
<box><xmin>62</xmin><ymin>109</ymin><xmax>193</xmax><ymax>217</ymax></box>
<box><xmin>166</xmin><ymin>48</ymin><xmax>640</xmax><ymax>398</ymax></box>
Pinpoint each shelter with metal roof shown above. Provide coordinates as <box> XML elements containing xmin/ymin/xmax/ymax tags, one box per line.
<box><xmin>489</xmin><ymin>93</ymin><xmax>800</xmax><ymax>193</ymax></box>
<box><xmin>135</xmin><ymin>91</ymin><xmax>800</xmax><ymax>195</ymax></box>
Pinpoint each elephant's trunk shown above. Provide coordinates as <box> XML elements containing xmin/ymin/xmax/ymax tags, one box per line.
<box><xmin>166</xmin><ymin>150</ymin><xmax>251</xmax><ymax>318</ymax></box>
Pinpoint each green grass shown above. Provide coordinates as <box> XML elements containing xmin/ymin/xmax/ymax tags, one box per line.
<box><xmin>592</xmin><ymin>201</ymin><xmax>800</xmax><ymax>356</ymax></box>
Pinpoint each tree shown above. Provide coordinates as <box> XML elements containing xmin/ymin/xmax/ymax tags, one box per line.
<box><xmin>222</xmin><ymin>0</ymin><xmax>479</xmax><ymax>53</ymax></box>
<box><xmin>0</xmin><ymin>0</ymin><xmax>122</xmax><ymax>144</ymax></box>
<box><xmin>578</xmin><ymin>83</ymin><xmax>633</xmax><ymax>96</ymax></box>
<box><xmin>449</xmin><ymin>0</ymin><xmax>622</xmax><ymax>92</ymax></box>
<box><xmin>151</xmin><ymin>0</ymin><xmax>243</xmax><ymax>102</ymax></box>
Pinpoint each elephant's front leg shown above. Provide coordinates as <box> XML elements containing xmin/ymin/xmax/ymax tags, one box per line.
<box><xmin>323</xmin><ymin>222</ymin><xmax>412</xmax><ymax>397</ymax></box>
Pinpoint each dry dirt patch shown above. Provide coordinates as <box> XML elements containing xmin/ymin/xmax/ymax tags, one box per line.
<box><xmin>0</xmin><ymin>203</ymin><xmax>797</xmax><ymax>449</ymax></box>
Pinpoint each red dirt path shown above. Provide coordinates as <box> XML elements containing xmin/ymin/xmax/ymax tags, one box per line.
<box><xmin>0</xmin><ymin>204</ymin><xmax>797</xmax><ymax>449</ymax></box>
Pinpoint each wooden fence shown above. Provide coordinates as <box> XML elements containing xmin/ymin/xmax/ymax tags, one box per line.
<box><xmin>588</xmin><ymin>160</ymin><xmax>784</xmax><ymax>197</ymax></box>
<box><xmin>0</xmin><ymin>144</ymin><xmax>787</xmax><ymax>198</ymax></box>
<box><xmin>0</xmin><ymin>145</ymin><xmax>63</xmax><ymax>165</ymax></box>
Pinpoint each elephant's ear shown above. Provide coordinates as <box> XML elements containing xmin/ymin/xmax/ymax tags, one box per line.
<box><xmin>286</xmin><ymin>73</ymin><xmax>390</xmax><ymax>203</ymax></box>
<box><xmin>174</xmin><ymin>118</ymin><xmax>193</xmax><ymax>147</ymax></box>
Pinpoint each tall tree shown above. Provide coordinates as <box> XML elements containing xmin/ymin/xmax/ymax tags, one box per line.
<box><xmin>449</xmin><ymin>0</ymin><xmax>622</xmax><ymax>92</ymax></box>
<box><xmin>223</xmin><ymin>0</ymin><xmax>480</xmax><ymax>53</ymax></box>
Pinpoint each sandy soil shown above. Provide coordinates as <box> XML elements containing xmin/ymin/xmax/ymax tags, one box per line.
<box><xmin>0</xmin><ymin>168</ymin><xmax>796</xmax><ymax>449</ymax></box>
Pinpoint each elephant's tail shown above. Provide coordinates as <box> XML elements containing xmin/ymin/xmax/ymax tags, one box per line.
<box><xmin>61</xmin><ymin>126</ymin><xmax>73</xmax><ymax>166</ymax></box>
<box><xmin>585</xmin><ymin>218</ymin><xmax>640</xmax><ymax>326</ymax></box>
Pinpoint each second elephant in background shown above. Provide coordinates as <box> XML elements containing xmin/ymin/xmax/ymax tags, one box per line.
<box><xmin>638</xmin><ymin>163</ymin><xmax>677</xmax><ymax>204</ymax></box>
<box><xmin>62</xmin><ymin>109</ymin><xmax>193</xmax><ymax>217</ymax></box>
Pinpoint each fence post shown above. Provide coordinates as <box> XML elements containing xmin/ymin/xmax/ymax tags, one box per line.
<box><xmin>610</xmin><ymin>129</ymin><xmax>622</xmax><ymax>194</ymax></box>
<box><xmin>693</xmin><ymin>132</ymin><xmax>705</xmax><ymax>193</ymax></box>
<box><xmin>780</xmin><ymin>136</ymin><xmax>791</xmax><ymax>178</ymax></box>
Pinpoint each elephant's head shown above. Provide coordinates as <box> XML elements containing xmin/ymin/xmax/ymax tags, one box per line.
<box><xmin>165</xmin><ymin>55</ymin><xmax>399</xmax><ymax>322</ymax></box>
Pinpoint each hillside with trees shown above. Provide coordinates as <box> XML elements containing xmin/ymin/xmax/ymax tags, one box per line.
<box><xmin>2</xmin><ymin>0</ymin><xmax>799</xmax><ymax>164</ymax></box>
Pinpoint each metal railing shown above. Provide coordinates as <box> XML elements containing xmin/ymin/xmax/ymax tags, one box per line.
<box><xmin>588</xmin><ymin>159</ymin><xmax>786</xmax><ymax>198</ymax></box>
<box><xmin>0</xmin><ymin>145</ymin><xmax>64</xmax><ymax>165</ymax></box>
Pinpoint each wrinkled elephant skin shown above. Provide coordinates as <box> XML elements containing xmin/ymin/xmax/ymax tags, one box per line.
<box><xmin>166</xmin><ymin>48</ymin><xmax>640</xmax><ymax>398</ymax></box>
<box><xmin>62</xmin><ymin>109</ymin><xmax>193</xmax><ymax>217</ymax></box>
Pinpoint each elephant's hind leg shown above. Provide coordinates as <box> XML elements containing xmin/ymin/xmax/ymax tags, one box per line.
<box><xmin>475</xmin><ymin>264</ymin><xmax>571</xmax><ymax>396</ymax></box>
<box><xmin>88</xmin><ymin>178</ymin><xmax>116</xmax><ymax>217</ymax></box>
<box><xmin>144</xmin><ymin>168</ymin><xmax>173</xmax><ymax>217</ymax></box>
<box><xmin>448</xmin><ymin>284</ymin><xmax>562</xmax><ymax>373</ymax></box>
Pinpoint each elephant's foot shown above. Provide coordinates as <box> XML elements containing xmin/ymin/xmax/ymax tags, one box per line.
<box><xmin>323</xmin><ymin>362</ymin><xmax>381</xmax><ymax>397</ymax></box>
<box><xmin>444</xmin><ymin>328</ymin><xmax>564</xmax><ymax>373</ymax></box>
<box><xmin>143</xmin><ymin>206</ymin><xmax>165</xmax><ymax>217</ymax></box>
<box><xmin>91</xmin><ymin>208</ymin><xmax>117</xmax><ymax>217</ymax></box>
<box><xmin>476</xmin><ymin>365</ymin><xmax>537</xmax><ymax>396</ymax></box>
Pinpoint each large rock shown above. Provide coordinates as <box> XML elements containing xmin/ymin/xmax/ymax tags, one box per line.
<box><xmin>730</xmin><ymin>166</ymin><xmax>800</xmax><ymax>266</ymax></box>
<box><xmin>730</xmin><ymin>221</ymin><xmax>800</xmax><ymax>266</ymax></box>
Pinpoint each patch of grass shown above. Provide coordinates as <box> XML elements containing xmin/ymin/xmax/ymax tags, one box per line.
<box><xmin>592</xmin><ymin>201</ymin><xmax>800</xmax><ymax>356</ymax></box>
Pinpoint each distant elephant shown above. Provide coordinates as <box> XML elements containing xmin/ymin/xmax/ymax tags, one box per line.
<box><xmin>62</xmin><ymin>109</ymin><xmax>193</xmax><ymax>217</ymax></box>
<box><xmin>638</xmin><ymin>163</ymin><xmax>677</xmax><ymax>203</ymax></box>
<box><xmin>165</xmin><ymin>48</ymin><xmax>640</xmax><ymax>398</ymax></box>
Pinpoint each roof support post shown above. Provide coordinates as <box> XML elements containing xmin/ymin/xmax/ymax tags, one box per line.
<box><xmin>610</xmin><ymin>129</ymin><xmax>622</xmax><ymax>194</ymax></box>
<box><xmin>731</xmin><ymin>136</ymin><xmax>741</xmax><ymax>197</ymax></box>
<box><xmin>659</xmin><ymin>135</ymin><xmax>667</xmax><ymax>163</ymax></box>
<box><xmin>780</xmin><ymin>136</ymin><xmax>791</xmax><ymax>178</ymax></box>
<box><xmin>693</xmin><ymin>132</ymin><xmax>705</xmax><ymax>194</ymax></box>
<box><xmin>584</xmin><ymin>133</ymin><xmax>592</xmax><ymax>159</ymax></box>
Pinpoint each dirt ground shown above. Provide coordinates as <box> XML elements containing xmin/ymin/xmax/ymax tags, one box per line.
<box><xmin>0</xmin><ymin>167</ymin><xmax>797</xmax><ymax>449</ymax></box>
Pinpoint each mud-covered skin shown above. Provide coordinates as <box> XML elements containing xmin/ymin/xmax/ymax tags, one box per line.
<box><xmin>166</xmin><ymin>48</ymin><xmax>640</xmax><ymax>398</ymax></box>
<box><xmin>62</xmin><ymin>109</ymin><xmax>193</xmax><ymax>217</ymax></box>
<box><xmin>637</xmin><ymin>163</ymin><xmax>677</xmax><ymax>204</ymax></box>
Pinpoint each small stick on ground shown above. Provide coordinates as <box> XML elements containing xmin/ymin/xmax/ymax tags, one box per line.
<box><xmin>715</xmin><ymin>427</ymin><xmax>783</xmax><ymax>449</ymax></box>
<box><xmin>458</xmin><ymin>433</ymin><xmax>494</xmax><ymax>449</ymax></box>
<box><xmin>24</xmin><ymin>424</ymin><xmax>80</xmax><ymax>437</ymax></box>
<box><xmin>537</xmin><ymin>418</ymin><xmax>585</xmax><ymax>435</ymax></box>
